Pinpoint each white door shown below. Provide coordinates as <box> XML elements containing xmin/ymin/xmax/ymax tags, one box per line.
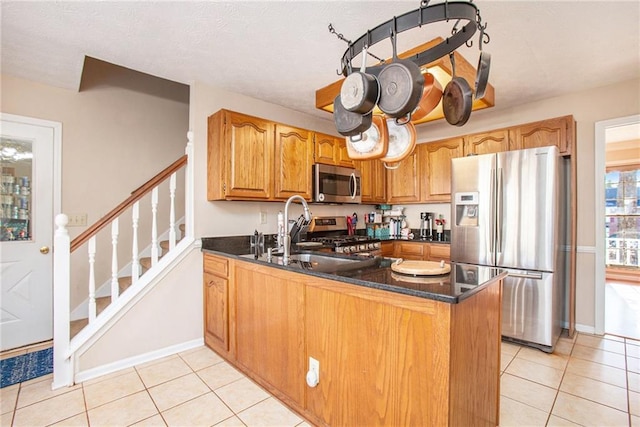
<box><xmin>1</xmin><ymin>115</ymin><xmax>59</xmax><ymax>351</ymax></box>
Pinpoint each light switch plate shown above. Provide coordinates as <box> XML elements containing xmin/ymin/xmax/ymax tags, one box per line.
<box><xmin>259</xmin><ymin>211</ymin><xmax>267</xmax><ymax>224</ymax></box>
<box><xmin>67</xmin><ymin>213</ymin><xmax>88</xmax><ymax>227</ymax></box>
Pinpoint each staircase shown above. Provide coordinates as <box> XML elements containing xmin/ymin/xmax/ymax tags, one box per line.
<box><xmin>68</xmin><ymin>225</ymin><xmax>185</xmax><ymax>339</ymax></box>
<box><xmin>53</xmin><ymin>137</ymin><xmax>194</xmax><ymax>389</ymax></box>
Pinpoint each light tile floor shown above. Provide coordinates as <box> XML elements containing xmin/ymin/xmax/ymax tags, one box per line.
<box><xmin>1</xmin><ymin>333</ymin><xmax>638</xmax><ymax>426</ymax></box>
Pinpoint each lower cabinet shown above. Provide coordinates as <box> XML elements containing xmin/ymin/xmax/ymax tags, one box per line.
<box><xmin>203</xmin><ymin>254</ymin><xmax>229</xmax><ymax>355</ymax></box>
<box><xmin>204</xmin><ymin>255</ymin><xmax>500</xmax><ymax>426</ymax></box>
<box><xmin>234</xmin><ymin>262</ymin><xmax>306</xmax><ymax>407</ymax></box>
<box><xmin>393</xmin><ymin>241</ymin><xmax>451</xmax><ymax>262</ymax></box>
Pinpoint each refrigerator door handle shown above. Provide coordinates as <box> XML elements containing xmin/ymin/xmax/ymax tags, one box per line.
<box><xmin>508</xmin><ymin>272</ymin><xmax>544</xmax><ymax>280</ymax></box>
<box><xmin>490</xmin><ymin>167</ymin><xmax>496</xmax><ymax>255</ymax></box>
<box><xmin>497</xmin><ymin>167</ymin><xmax>504</xmax><ymax>253</ymax></box>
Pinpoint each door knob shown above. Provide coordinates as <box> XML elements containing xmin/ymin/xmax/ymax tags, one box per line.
<box><xmin>40</xmin><ymin>246</ymin><xmax>50</xmax><ymax>254</ymax></box>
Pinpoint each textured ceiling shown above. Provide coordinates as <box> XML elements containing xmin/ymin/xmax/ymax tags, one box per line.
<box><xmin>1</xmin><ymin>1</ymin><xmax>639</xmax><ymax>122</ymax></box>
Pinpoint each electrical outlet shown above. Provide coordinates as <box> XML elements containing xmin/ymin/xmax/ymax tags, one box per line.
<box><xmin>308</xmin><ymin>356</ymin><xmax>320</xmax><ymax>386</ymax></box>
<box><xmin>67</xmin><ymin>213</ymin><xmax>88</xmax><ymax>227</ymax></box>
<box><xmin>259</xmin><ymin>211</ymin><xmax>267</xmax><ymax>224</ymax></box>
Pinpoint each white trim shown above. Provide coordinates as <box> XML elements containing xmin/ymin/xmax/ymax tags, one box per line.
<box><xmin>575</xmin><ymin>323</ymin><xmax>597</xmax><ymax>335</ymax></box>
<box><xmin>70</xmin><ymin>217</ymin><xmax>185</xmax><ymax>321</ymax></box>
<box><xmin>68</xmin><ymin>238</ymin><xmax>196</xmax><ymax>358</ymax></box>
<box><xmin>594</xmin><ymin>114</ymin><xmax>640</xmax><ymax>336</ymax></box>
<box><xmin>74</xmin><ymin>338</ymin><xmax>204</xmax><ymax>384</ymax></box>
<box><xmin>576</xmin><ymin>246</ymin><xmax>597</xmax><ymax>254</ymax></box>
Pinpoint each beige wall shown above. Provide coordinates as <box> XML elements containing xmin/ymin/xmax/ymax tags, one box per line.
<box><xmin>1</xmin><ymin>73</ymin><xmax>190</xmax><ymax>308</ymax></box>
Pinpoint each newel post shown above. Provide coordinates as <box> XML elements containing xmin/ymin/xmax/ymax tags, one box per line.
<box><xmin>52</xmin><ymin>214</ymin><xmax>73</xmax><ymax>389</ymax></box>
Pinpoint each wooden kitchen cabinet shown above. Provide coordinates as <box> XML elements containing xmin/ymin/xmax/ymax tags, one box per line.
<box><xmin>203</xmin><ymin>254</ymin><xmax>230</xmax><ymax>354</ymax></box>
<box><xmin>207</xmin><ymin>110</ymin><xmax>274</xmax><ymax>200</ymax></box>
<box><xmin>314</xmin><ymin>133</ymin><xmax>354</xmax><ymax>168</ymax></box>
<box><xmin>208</xmin><ymin>110</ymin><xmax>315</xmax><ymax>201</ymax></box>
<box><xmin>464</xmin><ymin>129</ymin><xmax>511</xmax><ymax>155</ymax></box>
<box><xmin>510</xmin><ymin>115</ymin><xmax>574</xmax><ymax>155</ymax></box>
<box><xmin>274</xmin><ymin>124</ymin><xmax>313</xmax><ymax>200</ymax></box>
<box><xmin>380</xmin><ymin>241</ymin><xmax>394</xmax><ymax>257</ymax></box>
<box><xmin>394</xmin><ymin>241</ymin><xmax>427</xmax><ymax>260</ymax></box>
<box><xmin>427</xmin><ymin>243</ymin><xmax>451</xmax><ymax>262</ymax></box>
<box><xmin>356</xmin><ymin>159</ymin><xmax>386</xmax><ymax>204</ymax></box>
<box><xmin>386</xmin><ymin>149</ymin><xmax>421</xmax><ymax>204</ymax></box>
<box><xmin>420</xmin><ymin>137</ymin><xmax>464</xmax><ymax>202</ymax></box>
<box><xmin>234</xmin><ymin>262</ymin><xmax>306</xmax><ymax>408</ymax></box>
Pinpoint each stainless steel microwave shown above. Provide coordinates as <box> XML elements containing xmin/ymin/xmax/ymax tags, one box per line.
<box><xmin>313</xmin><ymin>164</ymin><xmax>361</xmax><ymax>204</ymax></box>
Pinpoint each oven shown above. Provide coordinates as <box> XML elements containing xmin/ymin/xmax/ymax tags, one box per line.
<box><xmin>306</xmin><ymin>216</ymin><xmax>381</xmax><ymax>256</ymax></box>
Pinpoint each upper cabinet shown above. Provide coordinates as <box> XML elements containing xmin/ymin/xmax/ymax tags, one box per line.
<box><xmin>386</xmin><ymin>149</ymin><xmax>421</xmax><ymax>204</ymax></box>
<box><xmin>464</xmin><ymin>129</ymin><xmax>511</xmax><ymax>155</ymax></box>
<box><xmin>511</xmin><ymin>115</ymin><xmax>574</xmax><ymax>155</ymax></box>
<box><xmin>356</xmin><ymin>159</ymin><xmax>386</xmax><ymax>204</ymax></box>
<box><xmin>420</xmin><ymin>137</ymin><xmax>464</xmax><ymax>202</ymax></box>
<box><xmin>207</xmin><ymin>109</ymin><xmax>313</xmax><ymax>201</ymax></box>
<box><xmin>274</xmin><ymin>125</ymin><xmax>313</xmax><ymax>200</ymax></box>
<box><xmin>314</xmin><ymin>133</ymin><xmax>354</xmax><ymax>168</ymax></box>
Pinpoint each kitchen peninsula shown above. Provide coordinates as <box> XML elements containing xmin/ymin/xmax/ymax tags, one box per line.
<box><xmin>201</xmin><ymin>236</ymin><xmax>506</xmax><ymax>426</ymax></box>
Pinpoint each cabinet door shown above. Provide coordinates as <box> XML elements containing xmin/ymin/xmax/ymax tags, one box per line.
<box><xmin>464</xmin><ymin>129</ymin><xmax>510</xmax><ymax>155</ymax></box>
<box><xmin>357</xmin><ymin>159</ymin><xmax>386</xmax><ymax>204</ymax></box>
<box><xmin>314</xmin><ymin>133</ymin><xmax>337</xmax><ymax>165</ymax></box>
<box><xmin>335</xmin><ymin>138</ymin><xmax>354</xmax><ymax>168</ymax></box>
<box><xmin>386</xmin><ymin>150</ymin><xmax>420</xmax><ymax>203</ymax></box>
<box><xmin>274</xmin><ymin>124</ymin><xmax>313</xmax><ymax>200</ymax></box>
<box><xmin>421</xmin><ymin>138</ymin><xmax>464</xmax><ymax>202</ymax></box>
<box><xmin>394</xmin><ymin>241</ymin><xmax>427</xmax><ymax>260</ymax></box>
<box><xmin>204</xmin><ymin>271</ymin><xmax>229</xmax><ymax>352</ymax></box>
<box><xmin>511</xmin><ymin>116</ymin><xmax>572</xmax><ymax>155</ymax></box>
<box><xmin>380</xmin><ymin>241</ymin><xmax>394</xmax><ymax>257</ymax></box>
<box><xmin>235</xmin><ymin>263</ymin><xmax>305</xmax><ymax>406</ymax></box>
<box><xmin>224</xmin><ymin>111</ymin><xmax>274</xmax><ymax>199</ymax></box>
<box><xmin>427</xmin><ymin>244</ymin><xmax>451</xmax><ymax>262</ymax></box>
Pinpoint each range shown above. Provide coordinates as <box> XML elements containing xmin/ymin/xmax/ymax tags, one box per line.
<box><xmin>306</xmin><ymin>216</ymin><xmax>381</xmax><ymax>255</ymax></box>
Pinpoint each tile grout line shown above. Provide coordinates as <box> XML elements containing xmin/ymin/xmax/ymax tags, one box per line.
<box><xmin>543</xmin><ymin>339</ymin><xmax>572</xmax><ymax>426</ymax></box>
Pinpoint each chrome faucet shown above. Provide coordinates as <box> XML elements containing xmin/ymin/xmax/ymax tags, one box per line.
<box><xmin>283</xmin><ymin>195</ymin><xmax>311</xmax><ymax>264</ymax></box>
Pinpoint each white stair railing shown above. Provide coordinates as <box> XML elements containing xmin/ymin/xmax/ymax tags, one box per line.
<box><xmin>53</xmin><ymin>137</ymin><xmax>193</xmax><ymax>389</ymax></box>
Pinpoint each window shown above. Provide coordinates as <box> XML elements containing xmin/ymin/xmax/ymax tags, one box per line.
<box><xmin>605</xmin><ymin>169</ymin><xmax>640</xmax><ymax>268</ymax></box>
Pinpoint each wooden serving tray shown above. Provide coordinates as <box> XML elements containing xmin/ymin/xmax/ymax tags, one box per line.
<box><xmin>391</xmin><ymin>259</ymin><xmax>451</xmax><ymax>276</ymax></box>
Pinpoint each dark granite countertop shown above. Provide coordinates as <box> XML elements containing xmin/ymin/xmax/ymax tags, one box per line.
<box><xmin>201</xmin><ymin>236</ymin><xmax>505</xmax><ymax>304</ymax></box>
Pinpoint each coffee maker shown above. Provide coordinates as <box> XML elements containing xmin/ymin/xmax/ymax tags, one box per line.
<box><xmin>420</xmin><ymin>212</ymin><xmax>435</xmax><ymax>240</ymax></box>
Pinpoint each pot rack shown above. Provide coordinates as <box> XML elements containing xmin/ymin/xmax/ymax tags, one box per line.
<box><xmin>334</xmin><ymin>0</ymin><xmax>489</xmax><ymax>77</ymax></box>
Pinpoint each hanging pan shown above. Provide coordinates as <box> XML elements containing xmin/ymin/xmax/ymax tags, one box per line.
<box><xmin>442</xmin><ymin>52</ymin><xmax>473</xmax><ymax>127</ymax></box>
<box><xmin>340</xmin><ymin>45</ymin><xmax>380</xmax><ymax>114</ymax></box>
<box><xmin>333</xmin><ymin>95</ymin><xmax>373</xmax><ymax>137</ymax></box>
<box><xmin>346</xmin><ymin>114</ymin><xmax>389</xmax><ymax>160</ymax></box>
<box><xmin>474</xmin><ymin>27</ymin><xmax>491</xmax><ymax>99</ymax></box>
<box><xmin>411</xmin><ymin>72</ymin><xmax>443</xmax><ymax>122</ymax></box>
<box><xmin>380</xmin><ymin>118</ymin><xmax>416</xmax><ymax>169</ymax></box>
<box><xmin>377</xmin><ymin>29</ymin><xmax>424</xmax><ymax>124</ymax></box>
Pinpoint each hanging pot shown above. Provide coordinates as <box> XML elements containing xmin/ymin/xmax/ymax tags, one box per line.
<box><xmin>380</xmin><ymin>118</ymin><xmax>416</xmax><ymax>165</ymax></box>
<box><xmin>474</xmin><ymin>28</ymin><xmax>491</xmax><ymax>99</ymax></box>
<box><xmin>377</xmin><ymin>31</ymin><xmax>425</xmax><ymax>124</ymax></box>
<box><xmin>442</xmin><ymin>53</ymin><xmax>473</xmax><ymax>127</ymax></box>
<box><xmin>333</xmin><ymin>95</ymin><xmax>373</xmax><ymax>137</ymax></box>
<box><xmin>411</xmin><ymin>72</ymin><xmax>443</xmax><ymax>122</ymax></box>
<box><xmin>346</xmin><ymin>114</ymin><xmax>389</xmax><ymax>160</ymax></box>
<box><xmin>340</xmin><ymin>46</ymin><xmax>380</xmax><ymax>114</ymax></box>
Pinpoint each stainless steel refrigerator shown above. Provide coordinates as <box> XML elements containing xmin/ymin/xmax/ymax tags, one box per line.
<box><xmin>451</xmin><ymin>146</ymin><xmax>565</xmax><ymax>352</ymax></box>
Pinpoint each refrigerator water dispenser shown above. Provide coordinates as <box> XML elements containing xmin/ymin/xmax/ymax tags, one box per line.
<box><xmin>454</xmin><ymin>192</ymin><xmax>479</xmax><ymax>227</ymax></box>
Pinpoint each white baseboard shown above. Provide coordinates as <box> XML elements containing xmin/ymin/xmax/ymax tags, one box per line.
<box><xmin>74</xmin><ymin>337</ymin><xmax>204</xmax><ymax>384</ymax></box>
<box><xmin>575</xmin><ymin>323</ymin><xmax>596</xmax><ymax>335</ymax></box>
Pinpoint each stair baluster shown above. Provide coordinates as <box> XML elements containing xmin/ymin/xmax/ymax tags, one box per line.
<box><xmin>131</xmin><ymin>202</ymin><xmax>140</xmax><ymax>281</ymax></box>
<box><xmin>88</xmin><ymin>236</ymin><xmax>97</xmax><ymax>322</ymax></box>
<box><xmin>110</xmin><ymin>218</ymin><xmax>119</xmax><ymax>302</ymax></box>
<box><xmin>151</xmin><ymin>187</ymin><xmax>159</xmax><ymax>266</ymax></box>
<box><xmin>169</xmin><ymin>173</ymin><xmax>177</xmax><ymax>249</ymax></box>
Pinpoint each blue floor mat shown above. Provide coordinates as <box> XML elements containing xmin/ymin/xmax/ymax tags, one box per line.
<box><xmin>1</xmin><ymin>347</ymin><xmax>53</xmax><ymax>388</ymax></box>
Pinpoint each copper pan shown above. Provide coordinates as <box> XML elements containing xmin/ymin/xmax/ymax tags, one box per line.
<box><xmin>411</xmin><ymin>73</ymin><xmax>443</xmax><ymax>122</ymax></box>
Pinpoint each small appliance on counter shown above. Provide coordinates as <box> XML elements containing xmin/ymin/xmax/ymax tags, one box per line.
<box><xmin>419</xmin><ymin>212</ymin><xmax>435</xmax><ymax>240</ymax></box>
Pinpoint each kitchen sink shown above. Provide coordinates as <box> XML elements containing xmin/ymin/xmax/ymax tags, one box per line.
<box><xmin>239</xmin><ymin>251</ymin><xmax>375</xmax><ymax>272</ymax></box>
